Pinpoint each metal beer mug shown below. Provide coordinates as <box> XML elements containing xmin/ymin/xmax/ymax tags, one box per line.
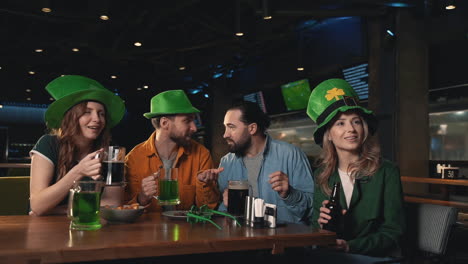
<box><xmin>67</xmin><ymin>180</ymin><xmax>103</xmax><ymax>231</ymax></box>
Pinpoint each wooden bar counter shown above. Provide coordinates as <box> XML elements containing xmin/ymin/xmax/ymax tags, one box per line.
<box><xmin>0</xmin><ymin>213</ymin><xmax>335</xmax><ymax>264</ymax></box>
<box><xmin>402</xmin><ymin>176</ymin><xmax>468</xmax><ymax>209</ymax></box>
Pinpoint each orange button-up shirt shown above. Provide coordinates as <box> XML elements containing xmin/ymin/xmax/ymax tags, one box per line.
<box><xmin>124</xmin><ymin>131</ymin><xmax>220</xmax><ymax>212</ymax></box>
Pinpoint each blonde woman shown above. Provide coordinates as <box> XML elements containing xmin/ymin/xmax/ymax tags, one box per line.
<box><xmin>307</xmin><ymin>79</ymin><xmax>404</xmax><ymax>263</ymax></box>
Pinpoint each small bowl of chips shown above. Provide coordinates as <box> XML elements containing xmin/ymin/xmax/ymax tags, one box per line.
<box><xmin>100</xmin><ymin>203</ymin><xmax>145</xmax><ymax>223</ymax></box>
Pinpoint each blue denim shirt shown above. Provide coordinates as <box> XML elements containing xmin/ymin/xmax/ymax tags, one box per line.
<box><xmin>218</xmin><ymin>135</ymin><xmax>314</xmax><ymax>225</ymax></box>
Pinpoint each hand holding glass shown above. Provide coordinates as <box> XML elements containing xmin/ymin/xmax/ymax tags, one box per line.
<box><xmin>101</xmin><ymin>146</ymin><xmax>126</xmax><ymax>186</ymax></box>
<box><xmin>154</xmin><ymin>168</ymin><xmax>180</xmax><ymax>206</ymax></box>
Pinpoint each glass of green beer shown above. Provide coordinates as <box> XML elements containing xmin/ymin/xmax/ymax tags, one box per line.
<box><xmin>155</xmin><ymin>168</ymin><xmax>180</xmax><ymax>206</ymax></box>
<box><xmin>67</xmin><ymin>180</ymin><xmax>103</xmax><ymax>230</ymax></box>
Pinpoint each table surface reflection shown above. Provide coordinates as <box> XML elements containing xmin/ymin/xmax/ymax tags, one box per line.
<box><xmin>0</xmin><ymin>212</ymin><xmax>335</xmax><ymax>264</ymax></box>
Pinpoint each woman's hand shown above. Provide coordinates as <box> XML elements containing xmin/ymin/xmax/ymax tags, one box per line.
<box><xmin>75</xmin><ymin>149</ymin><xmax>103</xmax><ymax>180</ymax></box>
<box><xmin>335</xmin><ymin>239</ymin><xmax>349</xmax><ymax>252</ymax></box>
<box><xmin>317</xmin><ymin>200</ymin><xmax>347</xmax><ymax>228</ymax></box>
<box><xmin>318</xmin><ymin>200</ymin><xmax>332</xmax><ymax>228</ymax></box>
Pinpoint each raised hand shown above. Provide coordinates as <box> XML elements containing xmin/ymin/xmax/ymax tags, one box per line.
<box><xmin>197</xmin><ymin>167</ymin><xmax>224</xmax><ymax>183</ymax></box>
<box><xmin>268</xmin><ymin>171</ymin><xmax>290</xmax><ymax>198</ymax></box>
<box><xmin>75</xmin><ymin>149</ymin><xmax>103</xmax><ymax>180</ymax></box>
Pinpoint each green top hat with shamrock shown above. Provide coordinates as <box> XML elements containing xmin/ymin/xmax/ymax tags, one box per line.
<box><xmin>143</xmin><ymin>89</ymin><xmax>200</xmax><ymax>119</ymax></box>
<box><xmin>306</xmin><ymin>78</ymin><xmax>377</xmax><ymax>146</ymax></box>
<box><xmin>45</xmin><ymin>75</ymin><xmax>125</xmax><ymax>129</ymax></box>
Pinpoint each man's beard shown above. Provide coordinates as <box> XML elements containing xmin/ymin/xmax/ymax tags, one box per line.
<box><xmin>226</xmin><ymin>136</ymin><xmax>251</xmax><ymax>156</ymax></box>
<box><xmin>170</xmin><ymin>132</ymin><xmax>191</xmax><ymax>148</ymax></box>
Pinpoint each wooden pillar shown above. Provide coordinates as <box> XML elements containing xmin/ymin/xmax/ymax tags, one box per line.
<box><xmin>395</xmin><ymin>10</ymin><xmax>429</xmax><ymax>189</ymax></box>
<box><xmin>209</xmin><ymin>78</ymin><xmax>232</xmax><ymax>166</ymax></box>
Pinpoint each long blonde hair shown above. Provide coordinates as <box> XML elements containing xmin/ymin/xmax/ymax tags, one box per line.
<box><xmin>51</xmin><ymin>101</ymin><xmax>111</xmax><ymax>180</ymax></box>
<box><xmin>314</xmin><ymin>110</ymin><xmax>381</xmax><ymax>195</ymax></box>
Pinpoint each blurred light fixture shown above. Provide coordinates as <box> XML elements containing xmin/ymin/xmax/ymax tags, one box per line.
<box><xmin>137</xmin><ymin>87</ymin><xmax>142</xmax><ymax>91</ymax></box>
<box><xmin>49</xmin><ymin>97</ymin><xmax>54</xmax><ymax>101</ymax></box>
<box><xmin>386</xmin><ymin>29</ymin><xmax>395</xmax><ymax>37</ymax></box>
<box><xmin>262</xmin><ymin>0</ymin><xmax>272</xmax><ymax>20</ymax></box>
<box><xmin>35</xmin><ymin>49</ymin><xmax>43</xmax><ymax>53</ymax></box>
<box><xmin>26</xmin><ymin>89</ymin><xmax>31</xmax><ymax>92</ymax></box>
<box><xmin>179</xmin><ymin>66</ymin><xmax>186</xmax><ymax>71</ymax></box>
<box><xmin>41</xmin><ymin>0</ymin><xmax>52</xmax><ymax>13</ymax></box>
<box><xmin>143</xmin><ymin>85</ymin><xmax>149</xmax><ymax>89</ymax></box>
<box><xmin>100</xmin><ymin>15</ymin><xmax>110</xmax><ymax>20</ymax></box>
<box><xmin>445</xmin><ymin>0</ymin><xmax>456</xmax><ymax>10</ymax></box>
<box><xmin>28</xmin><ymin>71</ymin><xmax>35</xmax><ymax>75</ymax></box>
<box><xmin>72</xmin><ymin>48</ymin><xmax>79</xmax><ymax>52</ymax></box>
<box><xmin>134</xmin><ymin>42</ymin><xmax>142</xmax><ymax>47</ymax></box>
<box><xmin>26</xmin><ymin>97</ymin><xmax>31</xmax><ymax>101</ymax></box>
<box><xmin>235</xmin><ymin>0</ymin><xmax>244</xmax><ymax>37</ymax></box>
<box><xmin>296</xmin><ymin>33</ymin><xmax>305</xmax><ymax>71</ymax></box>
<box><xmin>111</xmin><ymin>75</ymin><xmax>117</xmax><ymax>79</ymax></box>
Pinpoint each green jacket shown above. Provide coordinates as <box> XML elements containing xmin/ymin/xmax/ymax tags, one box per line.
<box><xmin>312</xmin><ymin>160</ymin><xmax>405</xmax><ymax>257</ymax></box>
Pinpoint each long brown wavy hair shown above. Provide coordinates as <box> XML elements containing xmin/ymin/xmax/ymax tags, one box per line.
<box><xmin>314</xmin><ymin>109</ymin><xmax>381</xmax><ymax>196</ymax></box>
<box><xmin>50</xmin><ymin>101</ymin><xmax>111</xmax><ymax>180</ymax></box>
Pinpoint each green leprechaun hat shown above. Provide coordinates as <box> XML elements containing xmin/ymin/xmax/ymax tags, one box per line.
<box><xmin>45</xmin><ymin>75</ymin><xmax>125</xmax><ymax>129</ymax></box>
<box><xmin>143</xmin><ymin>89</ymin><xmax>200</xmax><ymax>119</ymax></box>
<box><xmin>306</xmin><ymin>78</ymin><xmax>377</xmax><ymax>146</ymax></box>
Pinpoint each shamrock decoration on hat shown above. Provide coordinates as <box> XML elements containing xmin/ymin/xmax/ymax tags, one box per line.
<box><xmin>306</xmin><ymin>78</ymin><xmax>377</xmax><ymax>146</ymax></box>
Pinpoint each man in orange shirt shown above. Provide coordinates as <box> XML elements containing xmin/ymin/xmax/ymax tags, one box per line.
<box><xmin>124</xmin><ymin>90</ymin><xmax>221</xmax><ymax>212</ymax></box>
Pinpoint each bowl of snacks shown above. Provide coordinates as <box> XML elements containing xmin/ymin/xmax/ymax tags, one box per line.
<box><xmin>100</xmin><ymin>203</ymin><xmax>145</xmax><ymax>223</ymax></box>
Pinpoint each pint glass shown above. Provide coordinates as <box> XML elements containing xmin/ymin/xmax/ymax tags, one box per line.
<box><xmin>227</xmin><ymin>180</ymin><xmax>249</xmax><ymax>217</ymax></box>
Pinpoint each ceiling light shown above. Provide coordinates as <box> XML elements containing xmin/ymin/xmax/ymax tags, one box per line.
<box><xmin>100</xmin><ymin>15</ymin><xmax>110</xmax><ymax>20</ymax></box>
<box><xmin>26</xmin><ymin>97</ymin><xmax>31</xmax><ymax>101</ymax></box>
<box><xmin>262</xmin><ymin>0</ymin><xmax>272</xmax><ymax>20</ymax></box>
<box><xmin>49</xmin><ymin>97</ymin><xmax>54</xmax><ymax>101</ymax></box>
<box><xmin>143</xmin><ymin>85</ymin><xmax>149</xmax><ymax>89</ymax></box>
<box><xmin>445</xmin><ymin>4</ymin><xmax>456</xmax><ymax>10</ymax></box>
<box><xmin>26</xmin><ymin>89</ymin><xmax>31</xmax><ymax>92</ymax></box>
<box><xmin>41</xmin><ymin>7</ymin><xmax>52</xmax><ymax>13</ymax></box>
<box><xmin>235</xmin><ymin>0</ymin><xmax>244</xmax><ymax>37</ymax></box>
<box><xmin>445</xmin><ymin>0</ymin><xmax>456</xmax><ymax>9</ymax></box>
<box><xmin>35</xmin><ymin>49</ymin><xmax>43</xmax><ymax>53</ymax></box>
<box><xmin>297</xmin><ymin>67</ymin><xmax>304</xmax><ymax>71</ymax></box>
<box><xmin>179</xmin><ymin>66</ymin><xmax>186</xmax><ymax>71</ymax></box>
<box><xmin>72</xmin><ymin>48</ymin><xmax>79</xmax><ymax>52</ymax></box>
<box><xmin>134</xmin><ymin>42</ymin><xmax>142</xmax><ymax>47</ymax></box>
<box><xmin>28</xmin><ymin>71</ymin><xmax>35</xmax><ymax>75</ymax></box>
<box><xmin>111</xmin><ymin>75</ymin><xmax>117</xmax><ymax>79</ymax></box>
<box><xmin>137</xmin><ymin>87</ymin><xmax>142</xmax><ymax>91</ymax></box>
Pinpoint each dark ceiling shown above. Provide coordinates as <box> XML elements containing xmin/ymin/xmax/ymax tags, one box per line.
<box><xmin>0</xmin><ymin>0</ymin><xmax>466</xmax><ymax>110</ymax></box>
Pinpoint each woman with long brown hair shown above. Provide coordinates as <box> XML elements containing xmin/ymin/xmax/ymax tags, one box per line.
<box><xmin>29</xmin><ymin>75</ymin><xmax>125</xmax><ymax>216</ymax></box>
<box><xmin>307</xmin><ymin>79</ymin><xmax>405</xmax><ymax>263</ymax></box>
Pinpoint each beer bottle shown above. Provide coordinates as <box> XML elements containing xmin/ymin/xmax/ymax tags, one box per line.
<box><xmin>322</xmin><ymin>182</ymin><xmax>342</xmax><ymax>234</ymax></box>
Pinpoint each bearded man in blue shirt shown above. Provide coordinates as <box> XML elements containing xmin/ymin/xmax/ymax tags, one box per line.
<box><xmin>213</xmin><ymin>101</ymin><xmax>314</xmax><ymax>225</ymax></box>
